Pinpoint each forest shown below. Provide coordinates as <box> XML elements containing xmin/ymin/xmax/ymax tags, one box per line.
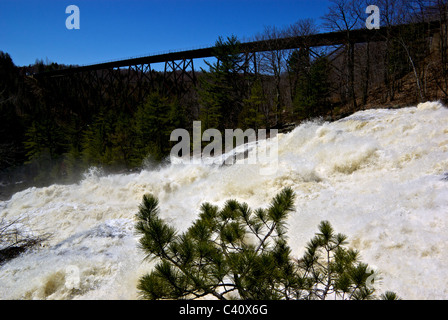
<box><xmin>1</xmin><ymin>0</ymin><xmax>447</xmax><ymax>200</ymax></box>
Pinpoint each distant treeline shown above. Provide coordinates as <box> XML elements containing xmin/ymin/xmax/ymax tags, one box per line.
<box><xmin>1</xmin><ymin>0</ymin><xmax>447</xmax><ymax>197</ymax></box>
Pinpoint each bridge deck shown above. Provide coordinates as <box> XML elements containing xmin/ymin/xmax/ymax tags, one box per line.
<box><xmin>35</xmin><ymin>20</ymin><xmax>441</xmax><ymax>78</ymax></box>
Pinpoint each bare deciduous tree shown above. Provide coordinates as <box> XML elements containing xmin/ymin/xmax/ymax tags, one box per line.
<box><xmin>254</xmin><ymin>25</ymin><xmax>291</xmax><ymax>126</ymax></box>
<box><xmin>0</xmin><ymin>215</ymin><xmax>51</xmax><ymax>264</ymax></box>
<box><xmin>322</xmin><ymin>0</ymin><xmax>363</xmax><ymax>111</ymax></box>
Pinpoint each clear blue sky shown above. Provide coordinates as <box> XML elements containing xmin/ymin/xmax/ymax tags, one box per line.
<box><xmin>0</xmin><ymin>0</ymin><xmax>332</xmax><ymax>68</ymax></box>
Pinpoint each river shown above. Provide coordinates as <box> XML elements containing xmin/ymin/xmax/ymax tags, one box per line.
<box><xmin>1</xmin><ymin>101</ymin><xmax>447</xmax><ymax>299</ymax></box>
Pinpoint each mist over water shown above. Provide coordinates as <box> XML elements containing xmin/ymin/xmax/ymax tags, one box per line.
<box><xmin>1</xmin><ymin>101</ymin><xmax>447</xmax><ymax>300</ymax></box>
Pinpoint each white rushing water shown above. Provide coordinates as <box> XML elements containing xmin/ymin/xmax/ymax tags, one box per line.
<box><xmin>1</xmin><ymin>101</ymin><xmax>447</xmax><ymax>300</ymax></box>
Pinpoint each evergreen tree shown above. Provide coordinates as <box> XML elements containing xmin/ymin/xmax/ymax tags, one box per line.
<box><xmin>135</xmin><ymin>92</ymin><xmax>186</xmax><ymax>161</ymax></box>
<box><xmin>0</xmin><ymin>52</ymin><xmax>26</xmax><ymax>170</ymax></box>
<box><xmin>291</xmin><ymin>54</ymin><xmax>331</xmax><ymax>120</ymax></box>
<box><xmin>81</xmin><ymin>110</ymin><xmax>114</xmax><ymax>167</ymax></box>
<box><xmin>109</xmin><ymin>112</ymin><xmax>138</xmax><ymax>168</ymax></box>
<box><xmin>23</xmin><ymin>102</ymin><xmax>69</xmax><ymax>183</ymax></box>
<box><xmin>135</xmin><ymin>188</ymin><xmax>399</xmax><ymax>300</ymax></box>
<box><xmin>198</xmin><ymin>36</ymin><xmax>246</xmax><ymax>131</ymax></box>
<box><xmin>239</xmin><ymin>79</ymin><xmax>265</xmax><ymax>130</ymax></box>
<box><xmin>288</xmin><ymin>48</ymin><xmax>311</xmax><ymax>102</ymax></box>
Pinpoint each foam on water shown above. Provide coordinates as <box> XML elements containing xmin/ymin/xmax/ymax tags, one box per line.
<box><xmin>1</xmin><ymin>101</ymin><xmax>447</xmax><ymax>299</ymax></box>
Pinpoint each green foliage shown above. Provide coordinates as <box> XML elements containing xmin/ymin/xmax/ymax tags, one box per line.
<box><xmin>135</xmin><ymin>188</ymin><xmax>399</xmax><ymax>300</ymax></box>
<box><xmin>0</xmin><ymin>52</ymin><xmax>26</xmax><ymax>170</ymax></box>
<box><xmin>79</xmin><ymin>92</ymin><xmax>186</xmax><ymax>169</ymax></box>
<box><xmin>24</xmin><ymin>115</ymin><xmax>66</xmax><ymax>161</ymax></box>
<box><xmin>290</xmin><ymin>52</ymin><xmax>331</xmax><ymax>120</ymax></box>
<box><xmin>135</xmin><ymin>92</ymin><xmax>186</xmax><ymax>161</ymax></box>
<box><xmin>198</xmin><ymin>35</ymin><xmax>246</xmax><ymax>131</ymax></box>
<box><xmin>239</xmin><ymin>79</ymin><xmax>266</xmax><ymax>130</ymax></box>
<box><xmin>22</xmin><ymin>103</ymin><xmax>71</xmax><ymax>184</ymax></box>
<box><xmin>81</xmin><ymin>110</ymin><xmax>117</xmax><ymax>167</ymax></box>
<box><xmin>80</xmin><ymin>109</ymin><xmax>138</xmax><ymax>169</ymax></box>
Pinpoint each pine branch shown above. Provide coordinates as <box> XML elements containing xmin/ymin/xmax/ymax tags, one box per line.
<box><xmin>136</xmin><ymin>189</ymin><xmax>398</xmax><ymax>300</ymax></box>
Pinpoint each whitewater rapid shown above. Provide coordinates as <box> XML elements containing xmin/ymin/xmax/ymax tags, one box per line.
<box><xmin>1</xmin><ymin>101</ymin><xmax>447</xmax><ymax>300</ymax></box>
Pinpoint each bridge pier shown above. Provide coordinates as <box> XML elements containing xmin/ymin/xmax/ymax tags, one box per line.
<box><xmin>163</xmin><ymin>58</ymin><xmax>196</xmax><ymax>97</ymax></box>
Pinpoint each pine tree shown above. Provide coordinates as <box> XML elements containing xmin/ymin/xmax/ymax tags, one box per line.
<box><xmin>239</xmin><ymin>79</ymin><xmax>265</xmax><ymax>130</ymax></box>
<box><xmin>135</xmin><ymin>92</ymin><xmax>186</xmax><ymax>161</ymax></box>
<box><xmin>81</xmin><ymin>111</ymin><xmax>113</xmax><ymax>166</ymax></box>
<box><xmin>0</xmin><ymin>53</ymin><xmax>24</xmax><ymax>169</ymax></box>
<box><xmin>110</xmin><ymin>113</ymin><xmax>138</xmax><ymax>168</ymax></box>
<box><xmin>135</xmin><ymin>188</ymin><xmax>399</xmax><ymax>300</ymax></box>
<box><xmin>198</xmin><ymin>35</ymin><xmax>246</xmax><ymax>131</ymax></box>
<box><xmin>292</xmin><ymin>55</ymin><xmax>331</xmax><ymax>120</ymax></box>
